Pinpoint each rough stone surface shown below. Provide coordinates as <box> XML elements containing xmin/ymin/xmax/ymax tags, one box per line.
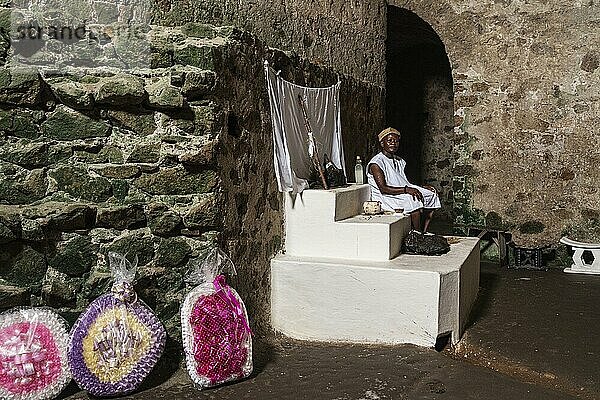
<box><xmin>0</xmin><ymin>245</ymin><xmax>47</xmax><ymax>286</ymax></box>
<box><xmin>42</xmin><ymin>106</ymin><xmax>111</xmax><ymax>140</ymax></box>
<box><xmin>179</xmin><ymin>139</ymin><xmax>217</xmax><ymax>166</ymax></box>
<box><xmin>0</xmin><ymin>68</ymin><xmax>42</xmax><ymax>105</ymax></box>
<box><xmin>183</xmin><ymin>194</ymin><xmax>220</xmax><ymax>229</ymax></box>
<box><xmin>135</xmin><ymin>167</ymin><xmax>217</xmax><ymax>195</ymax></box>
<box><xmin>46</xmin><ymin>77</ymin><xmax>94</xmax><ymax>110</ymax></box>
<box><xmin>96</xmin><ymin>204</ymin><xmax>146</xmax><ymax>230</ymax></box>
<box><xmin>147</xmin><ymin>203</ymin><xmax>182</xmax><ymax>236</ymax></box>
<box><xmin>127</xmin><ymin>144</ymin><xmax>161</xmax><ymax>163</ymax></box>
<box><xmin>0</xmin><ymin>284</ymin><xmax>30</xmax><ymax>308</ymax></box>
<box><xmin>146</xmin><ymin>78</ymin><xmax>185</xmax><ymax>110</ymax></box>
<box><xmin>156</xmin><ymin>237</ymin><xmax>192</xmax><ymax>268</ymax></box>
<box><xmin>0</xmin><ymin>109</ymin><xmax>42</xmax><ymax>138</ymax></box>
<box><xmin>94</xmin><ymin>74</ymin><xmax>147</xmax><ymax>106</ymax></box>
<box><xmin>181</xmin><ymin>70</ymin><xmax>216</xmax><ymax>99</ymax></box>
<box><xmin>0</xmin><ymin>168</ymin><xmax>48</xmax><ymax>204</ymax></box>
<box><xmin>48</xmin><ymin>234</ymin><xmax>97</xmax><ymax>277</ymax></box>
<box><xmin>108</xmin><ymin>111</ymin><xmax>157</xmax><ymax>136</ymax></box>
<box><xmin>49</xmin><ymin>166</ymin><xmax>113</xmax><ymax>202</ymax></box>
<box><xmin>91</xmin><ymin>164</ymin><xmax>141</xmax><ymax>179</ymax></box>
<box><xmin>106</xmin><ymin>230</ymin><xmax>156</xmax><ymax>267</ymax></box>
<box><xmin>154</xmin><ymin>1</ymin><xmax>388</xmax><ymax>85</ymax></box>
<box><xmin>41</xmin><ymin>267</ymin><xmax>81</xmax><ymax>308</ymax></box>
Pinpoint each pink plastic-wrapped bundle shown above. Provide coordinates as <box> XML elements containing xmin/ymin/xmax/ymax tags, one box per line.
<box><xmin>181</xmin><ymin>249</ymin><xmax>253</xmax><ymax>389</ymax></box>
<box><xmin>0</xmin><ymin>307</ymin><xmax>71</xmax><ymax>400</ymax></box>
<box><xmin>68</xmin><ymin>252</ymin><xmax>166</xmax><ymax>397</ymax></box>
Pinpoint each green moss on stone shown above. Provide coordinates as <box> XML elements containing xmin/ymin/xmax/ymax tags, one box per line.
<box><xmin>0</xmin><ymin>169</ymin><xmax>48</xmax><ymax>204</ymax></box>
<box><xmin>42</xmin><ymin>106</ymin><xmax>111</xmax><ymax>141</ymax></box>
<box><xmin>135</xmin><ymin>167</ymin><xmax>217</xmax><ymax>195</ymax></box>
<box><xmin>108</xmin><ymin>111</ymin><xmax>157</xmax><ymax>136</ymax></box>
<box><xmin>0</xmin><ymin>109</ymin><xmax>41</xmax><ymax>139</ymax></box>
<box><xmin>92</xmin><ymin>164</ymin><xmax>140</xmax><ymax>179</ymax></box>
<box><xmin>182</xmin><ymin>23</ymin><xmax>216</xmax><ymax>38</ymax></box>
<box><xmin>95</xmin><ymin>74</ymin><xmax>147</xmax><ymax>106</ymax></box>
<box><xmin>46</xmin><ymin>77</ymin><xmax>94</xmax><ymax>110</ymax></box>
<box><xmin>173</xmin><ymin>45</ymin><xmax>214</xmax><ymax>69</ymax></box>
<box><xmin>156</xmin><ymin>237</ymin><xmax>191</xmax><ymax>268</ymax></box>
<box><xmin>48</xmin><ymin>235</ymin><xmax>98</xmax><ymax>277</ymax></box>
<box><xmin>127</xmin><ymin>144</ymin><xmax>161</xmax><ymax>163</ymax></box>
<box><xmin>49</xmin><ymin>166</ymin><xmax>112</xmax><ymax>202</ymax></box>
<box><xmin>96</xmin><ymin>204</ymin><xmax>146</xmax><ymax>230</ymax></box>
<box><xmin>111</xmin><ymin>179</ymin><xmax>129</xmax><ymax>200</ymax></box>
<box><xmin>183</xmin><ymin>194</ymin><xmax>219</xmax><ymax>229</ymax></box>
<box><xmin>147</xmin><ymin>203</ymin><xmax>181</xmax><ymax>236</ymax></box>
<box><xmin>73</xmin><ymin>145</ymin><xmax>124</xmax><ymax>164</ymax></box>
<box><xmin>107</xmin><ymin>232</ymin><xmax>155</xmax><ymax>266</ymax></box>
<box><xmin>3</xmin><ymin>246</ymin><xmax>47</xmax><ymax>285</ymax></box>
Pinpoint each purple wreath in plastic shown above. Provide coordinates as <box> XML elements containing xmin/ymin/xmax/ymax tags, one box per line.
<box><xmin>67</xmin><ymin>252</ymin><xmax>166</xmax><ymax>396</ymax></box>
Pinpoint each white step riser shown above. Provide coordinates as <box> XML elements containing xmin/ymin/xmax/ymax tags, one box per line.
<box><xmin>285</xmin><ymin>218</ymin><xmax>410</xmax><ymax>261</ymax></box>
<box><xmin>284</xmin><ymin>185</ymin><xmax>410</xmax><ymax>261</ymax></box>
<box><xmin>271</xmin><ymin>238</ymin><xmax>480</xmax><ymax>346</ymax></box>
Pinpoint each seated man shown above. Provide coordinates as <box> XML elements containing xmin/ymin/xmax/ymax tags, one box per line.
<box><xmin>367</xmin><ymin>127</ymin><xmax>441</xmax><ymax>232</ymax></box>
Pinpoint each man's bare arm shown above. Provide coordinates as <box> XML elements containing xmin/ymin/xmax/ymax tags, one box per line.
<box><xmin>369</xmin><ymin>163</ymin><xmax>423</xmax><ymax>201</ymax></box>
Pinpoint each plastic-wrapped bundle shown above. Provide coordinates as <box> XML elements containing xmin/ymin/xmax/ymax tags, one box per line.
<box><xmin>68</xmin><ymin>252</ymin><xmax>166</xmax><ymax>396</ymax></box>
<box><xmin>0</xmin><ymin>307</ymin><xmax>71</xmax><ymax>400</ymax></box>
<box><xmin>181</xmin><ymin>249</ymin><xmax>253</xmax><ymax>388</ymax></box>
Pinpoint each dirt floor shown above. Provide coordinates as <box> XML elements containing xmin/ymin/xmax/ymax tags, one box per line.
<box><xmin>59</xmin><ymin>262</ymin><xmax>599</xmax><ymax>400</ymax></box>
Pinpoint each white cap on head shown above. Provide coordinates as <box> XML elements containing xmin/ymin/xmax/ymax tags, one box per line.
<box><xmin>378</xmin><ymin>127</ymin><xmax>401</xmax><ymax>142</ymax></box>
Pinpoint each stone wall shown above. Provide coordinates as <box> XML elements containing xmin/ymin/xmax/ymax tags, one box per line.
<box><xmin>152</xmin><ymin>0</ymin><xmax>388</xmax><ymax>86</ymax></box>
<box><xmin>0</xmin><ymin>18</ymin><xmax>384</xmax><ymax>337</ymax></box>
<box><xmin>389</xmin><ymin>1</ymin><xmax>600</xmax><ymax>249</ymax></box>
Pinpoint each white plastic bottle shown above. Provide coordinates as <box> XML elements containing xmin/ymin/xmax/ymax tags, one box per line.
<box><xmin>354</xmin><ymin>156</ymin><xmax>364</xmax><ymax>184</ymax></box>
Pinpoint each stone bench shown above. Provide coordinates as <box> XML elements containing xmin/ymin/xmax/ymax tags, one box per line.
<box><xmin>560</xmin><ymin>236</ymin><xmax>600</xmax><ymax>275</ymax></box>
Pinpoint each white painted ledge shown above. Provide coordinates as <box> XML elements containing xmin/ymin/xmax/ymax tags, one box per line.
<box><xmin>271</xmin><ymin>237</ymin><xmax>480</xmax><ymax>347</ymax></box>
<box><xmin>284</xmin><ymin>185</ymin><xmax>410</xmax><ymax>261</ymax></box>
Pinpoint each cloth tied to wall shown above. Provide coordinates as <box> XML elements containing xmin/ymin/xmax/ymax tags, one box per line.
<box><xmin>264</xmin><ymin>61</ymin><xmax>346</xmax><ymax>193</ymax></box>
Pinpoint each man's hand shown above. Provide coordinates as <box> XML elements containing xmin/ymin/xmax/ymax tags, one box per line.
<box><xmin>406</xmin><ymin>187</ymin><xmax>423</xmax><ymax>202</ymax></box>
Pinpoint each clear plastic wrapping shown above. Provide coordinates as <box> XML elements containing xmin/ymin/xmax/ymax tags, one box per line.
<box><xmin>181</xmin><ymin>248</ymin><xmax>253</xmax><ymax>389</ymax></box>
<box><xmin>67</xmin><ymin>252</ymin><xmax>166</xmax><ymax>396</ymax></box>
<box><xmin>0</xmin><ymin>307</ymin><xmax>71</xmax><ymax>400</ymax></box>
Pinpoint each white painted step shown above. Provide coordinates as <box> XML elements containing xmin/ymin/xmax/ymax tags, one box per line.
<box><xmin>271</xmin><ymin>237</ymin><xmax>480</xmax><ymax>347</ymax></box>
<box><xmin>284</xmin><ymin>185</ymin><xmax>410</xmax><ymax>260</ymax></box>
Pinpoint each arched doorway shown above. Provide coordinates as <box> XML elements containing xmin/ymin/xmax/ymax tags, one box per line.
<box><xmin>386</xmin><ymin>6</ymin><xmax>454</xmax><ymax>219</ymax></box>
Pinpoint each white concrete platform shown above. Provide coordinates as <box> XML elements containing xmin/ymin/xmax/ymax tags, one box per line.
<box><xmin>271</xmin><ymin>237</ymin><xmax>480</xmax><ymax>346</ymax></box>
<box><xmin>284</xmin><ymin>185</ymin><xmax>411</xmax><ymax>261</ymax></box>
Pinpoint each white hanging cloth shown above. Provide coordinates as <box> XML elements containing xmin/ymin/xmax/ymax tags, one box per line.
<box><xmin>264</xmin><ymin>61</ymin><xmax>346</xmax><ymax>194</ymax></box>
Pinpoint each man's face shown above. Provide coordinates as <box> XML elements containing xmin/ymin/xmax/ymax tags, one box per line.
<box><xmin>380</xmin><ymin>133</ymin><xmax>400</xmax><ymax>154</ymax></box>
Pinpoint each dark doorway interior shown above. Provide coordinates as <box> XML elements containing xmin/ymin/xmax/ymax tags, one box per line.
<box><xmin>386</xmin><ymin>6</ymin><xmax>453</xmax><ymax>188</ymax></box>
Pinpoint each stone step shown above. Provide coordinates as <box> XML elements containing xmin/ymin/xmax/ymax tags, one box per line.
<box><xmin>284</xmin><ymin>185</ymin><xmax>410</xmax><ymax>261</ymax></box>
<box><xmin>271</xmin><ymin>237</ymin><xmax>480</xmax><ymax>347</ymax></box>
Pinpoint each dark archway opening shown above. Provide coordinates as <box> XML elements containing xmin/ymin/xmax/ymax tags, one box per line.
<box><xmin>386</xmin><ymin>6</ymin><xmax>454</xmax><ymax>218</ymax></box>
